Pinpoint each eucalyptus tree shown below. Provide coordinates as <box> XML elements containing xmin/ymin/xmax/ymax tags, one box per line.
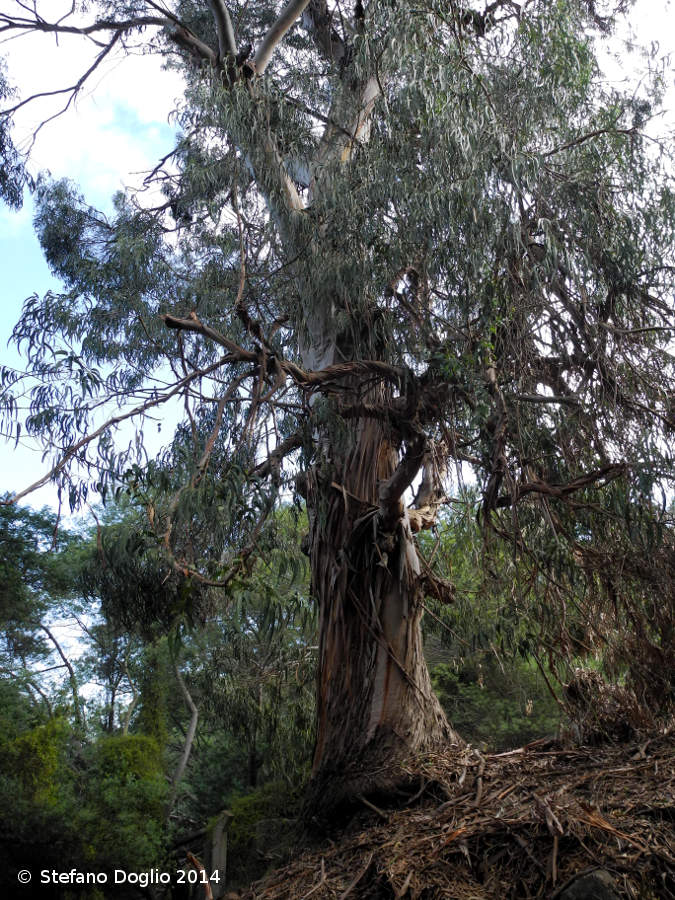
<box><xmin>2</xmin><ymin>0</ymin><xmax>674</xmax><ymax>809</ymax></box>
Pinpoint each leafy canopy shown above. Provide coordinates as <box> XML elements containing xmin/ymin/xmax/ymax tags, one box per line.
<box><xmin>1</xmin><ymin>0</ymin><xmax>674</xmax><ymax>698</ymax></box>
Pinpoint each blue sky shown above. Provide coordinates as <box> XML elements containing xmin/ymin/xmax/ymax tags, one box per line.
<box><xmin>0</xmin><ymin>0</ymin><xmax>673</xmax><ymax>513</ymax></box>
<box><xmin>0</xmin><ymin>23</ymin><xmax>183</xmax><ymax>510</ymax></box>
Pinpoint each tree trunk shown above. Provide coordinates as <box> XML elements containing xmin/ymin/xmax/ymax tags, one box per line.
<box><xmin>167</xmin><ymin>661</ymin><xmax>199</xmax><ymax>819</ymax></box>
<box><xmin>305</xmin><ymin>406</ymin><xmax>461</xmax><ymax>811</ymax></box>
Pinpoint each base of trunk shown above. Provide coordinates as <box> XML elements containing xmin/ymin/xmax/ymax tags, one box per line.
<box><xmin>305</xmin><ymin>722</ymin><xmax>463</xmax><ymax>823</ymax></box>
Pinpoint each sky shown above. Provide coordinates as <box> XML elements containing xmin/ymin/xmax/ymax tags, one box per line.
<box><xmin>0</xmin><ymin>14</ymin><xmax>184</xmax><ymax>511</ymax></box>
<box><xmin>0</xmin><ymin>0</ymin><xmax>673</xmax><ymax>514</ymax></box>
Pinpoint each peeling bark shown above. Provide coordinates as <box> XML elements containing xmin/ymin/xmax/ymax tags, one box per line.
<box><xmin>305</xmin><ymin>394</ymin><xmax>461</xmax><ymax>812</ymax></box>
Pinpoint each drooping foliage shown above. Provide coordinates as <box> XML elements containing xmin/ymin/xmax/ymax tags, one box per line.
<box><xmin>1</xmin><ymin>0</ymin><xmax>674</xmax><ymax>798</ymax></box>
<box><xmin>0</xmin><ymin>58</ymin><xmax>25</xmax><ymax>208</ymax></box>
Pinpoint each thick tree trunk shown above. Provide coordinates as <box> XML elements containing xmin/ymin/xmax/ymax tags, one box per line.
<box><xmin>305</xmin><ymin>410</ymin><xmax>461</xmax><ymax>811</ymax></box>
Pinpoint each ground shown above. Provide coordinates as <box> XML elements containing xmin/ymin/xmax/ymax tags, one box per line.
<box><xmin>238</xmin><ymin>727</ymin><xmax>674</xmax><ymax>899</ymax></box>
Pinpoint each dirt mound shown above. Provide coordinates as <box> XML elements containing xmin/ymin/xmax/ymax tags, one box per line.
<box><xmin>241</xmin><ymin>728</ymin><xmax>674</xmax><ymax>899</ymax></box>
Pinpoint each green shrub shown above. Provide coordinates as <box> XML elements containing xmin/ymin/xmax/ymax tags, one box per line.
<box><xmin>227</xmin><ymin>781</ymin><xmax>303</xmax><ymax>886</ymax></box>
<box><xmin>432</xmin><ymin>658</ymin><xmax>561</xmax><ymax>750</ymax></box>
<box><xmin>77</xmin><ymin>734</ymin><xmax>167</xmax><ymax>874</ymax></box>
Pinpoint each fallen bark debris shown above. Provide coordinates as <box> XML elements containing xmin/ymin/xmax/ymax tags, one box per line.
<box><xmin>241</xmin><ymin>727</ymin><xmax>674</xmax><ymax>899</ymax></box>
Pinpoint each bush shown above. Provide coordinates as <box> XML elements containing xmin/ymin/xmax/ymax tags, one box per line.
<box><xmin>226</xmin><ymin>781</ymin><xmax>303</xmax><ymax>887</ymax></box>
<box><xmin>432</xmin><ymin>658</ymin><xmax>561</xmax><ymax>750</ymax></box>
<box><xmin>76</xmin><ymin>734</ymin><xmax>167</xmax><ymax>876</ymax></box>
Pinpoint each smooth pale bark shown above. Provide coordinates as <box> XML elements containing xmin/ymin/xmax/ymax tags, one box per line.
<box><xmin>167</xmin><ymin>662</ymin><xmax>199</xmax><ymax>818</ymax></box>
<box><xmin>41</xmin><ymin>623</ymin><xmax>85</xmax><ymax>727</ymax></box>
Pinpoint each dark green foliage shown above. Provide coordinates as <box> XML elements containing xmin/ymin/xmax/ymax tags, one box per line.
<box><xmin>134</xmin><ymin>640</ymin><xmax>171</xmax><ymax>747</ymax></box>
<box><xmin>0</xmin><ymin>709</ymin><xmax>167</xmax><ymax>894</ymax></box>
<box><xmin>77</xmin><ymin>734</ymin><xmax>167</xmax><ymax>873</ymax></box>
<box><xmin>0</xmin><ymin>507</ymin><xmax>170</xmax><ymax>893</ymax></box>
<box><xmin>431</xmin><ymin>659</ymin><xmax>560</xmax><ymax>751</ymax></box>
<box><xmin>0</xmin><ymin>502</ymin><xmax>85</xmax><ymax>723</ymax></box>
<box><xmin>0</xmin><ymin>716</ymin><xmax>80</xmax><ymax>892</ymax></box>
<box><xmin>0</xmin><ymin>503</ymin><xmax>72</xmax><ymax>635</ymax></box>
<box><xmin>225</xmin><ymin>780</ymin><xmax>304</xmax><ymax>887</ymax></box>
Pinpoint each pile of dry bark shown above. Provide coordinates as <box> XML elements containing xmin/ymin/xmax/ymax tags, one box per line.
<box><xmin>240</xmin><ymin>727</ymin><xmax>674</xmax><ymax>899</ymax></box>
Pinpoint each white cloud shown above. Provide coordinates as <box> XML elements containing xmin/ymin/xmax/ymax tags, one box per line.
<box><xmin>4</xmin><ymin>19</ymin><xmax>185</xmax><ymax>208</ymax></box>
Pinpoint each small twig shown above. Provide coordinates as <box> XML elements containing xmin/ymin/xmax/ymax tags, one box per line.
<box><xmin>472</xmin><ymin>752</ymin><xmax>486</xmax><ymax>807</ymax></box>
<box><xmin>551</xmin><ymin>833</ymin><xmax>559</xmax><ymax>886</ymax></box>
<box><xmin>394</xmin><ymin>871</ymin><xmax>413</xmax><ymax>899</ymax></box>
<box><xmin>300</xmin><ymin>857</ymin><xmax>327</xmax><ymax>899</ymax></box>
<box><xmin>338</xmin><ymin>852</ymin><xmax>373</xmax><ymax>899</ymax></box>
<box><xmin>356</xmin><ymin>793</ymin><xmax>389</xmax><ymax>821</ymax></box>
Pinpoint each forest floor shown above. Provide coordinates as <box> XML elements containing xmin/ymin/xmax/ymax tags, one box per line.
<box><xmin>239</xmin><ymin>727</ymin><xmax>674</xmax><ymax>899</ymax></box>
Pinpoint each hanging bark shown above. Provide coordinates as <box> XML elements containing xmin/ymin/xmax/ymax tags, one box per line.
<box><xmin>304</xmin><ymin>382</ymin><xmax>461</xmax><ymax>812</ymax></box>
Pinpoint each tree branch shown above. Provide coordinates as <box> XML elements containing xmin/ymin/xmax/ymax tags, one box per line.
<box><xmin>169</xmin><ymin>24</ymin><xmax>217</xmax><ymax>65</ymax></box>
<box><xmin>378</xmin><ymin>435</ymin><xmax>426</xmax><ymax>526</ymax></box>
<box><xmin>120</xmin><ymin>654</ymin><xmax>139</xmax><ymax>736</ymax></box>
<box><xmin>493</xmin><ymin>463</ymin><xmax>627</xmax><ymax>510</ymax></box>
<box><xmin>0</xmin><ymin>14</ymin><xmax>168</xmax><ymax>38</ymax></box>
<box><xmin>167</xmin><ymin>660</ymin><xmax>199</xmax><ymax>818</ymax></box>
<box><xmin>163</xmin><ymin>312</ymin><xmax>257</xmax><ymax>361</ymax></box>
<box><xmin>207</xmin><ymin>0</ymin><xmax>237</xmax><ymax>61</ymax></box>
<box><xmin>40</xmin><ymin>624</ymin><xmax>84</xmax><ymax>727</ymax></box>
<box><xmin>251</xmin><ymin>432</ymin><xmax>304</xmax><ymax>478</ymax></box>
<box><xmin>253</xmin><ymin>0</ymin><xmax>312</xmax><ymax>74</ymax></box>
<box><xmin>302</xmin><ymin>0</ymin><xmax>347</xmax><ymax>66</ymax></box>
<box><xmin>3</xmin><ymin>356</ymin><xmax>230</xmax><ymax>507</ymax></box>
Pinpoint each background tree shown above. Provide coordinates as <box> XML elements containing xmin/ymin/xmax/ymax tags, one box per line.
<box><xmin>1</xmin><ymin>0</ymin><xmax>674</xmax><ymax>815</ymax></box>
<box><xmin>0</xmin><ymin>506</ymin><xmax>170</xmax><ymax>895</ymax></box>
<box><xmin>0</xmin><ymin>501</ymin><xmax>86</xmax><ymax>720</ymax></box>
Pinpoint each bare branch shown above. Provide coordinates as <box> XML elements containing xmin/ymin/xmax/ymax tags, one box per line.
<box><xmin>378</xmin><ymin>435</ymin><xmax>426</xmax><ymax>526</ymax></box>
<box><xmin>493</xmin><ymin>463</ymin><xmax>627</xmax><ymax>510</ymax></box>
<box><xmin>3</xmin><ymin>30</ymin><xmax>123</xmax><ymax>154</ymax></box>
<box><xmin>169</xmin><ymin>24</ymin><xmax>217</xmax><ymax>65</ymax></box>
<box><xmin>163</xmin><ymin>312</ymin><xmax>257</xmax><ymax>361</ymax></box>
<box><xmin>0</xmin><ymin>14</ymin><xmax>168</xmax><ymax>38</ymax></box>
<box><xmin>208</xmin><ymin>0</ymin><xmax>237</xmax><ymax>61</ymax></box>
<box><xmin>167</xmin><ymin>660</ymin><xmax>199</xmax><ymax>818</ymax></box>
<box><xmin>251</xmin><ymin>432</ymin><xmax>304</xmax><ymax>478</ymax></box>
<box><xmin>120</xmin><ymin>654</ymin><xmax>139</xmax><ymax>736</ymax></box>
<box><xmin>40</xmin><ymin>624</ymin><xmax>84</xmax><ymax>726</ymax></box>
<box><xmin>253</xmin><ymin>0</ymin><xmax>312</xmax><ymax>74</ymax></box>
<box><xmin>162</xmin><ymin>313</ymin><xmax>407</xmax><ymax>393</ymax></box>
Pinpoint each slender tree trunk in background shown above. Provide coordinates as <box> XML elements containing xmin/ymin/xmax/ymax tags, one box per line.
<box><xmin>41</xmin><ymin>623</ymin><xmax>85</xmax><ymax>728</ymax></box>
<box><xmin>121</xmin><ymin>656</ymin><xmax>138</xmax><ymax>736</ymax></box>
<box><xmin>107</xmin><ymin>686</ymin><xmax>116</xmax><ymax>733</ymax></box>
<box><xmin>167</xmin><ymin>662</ymin><xmax>199</xmax><ymax>818</ymax></box>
